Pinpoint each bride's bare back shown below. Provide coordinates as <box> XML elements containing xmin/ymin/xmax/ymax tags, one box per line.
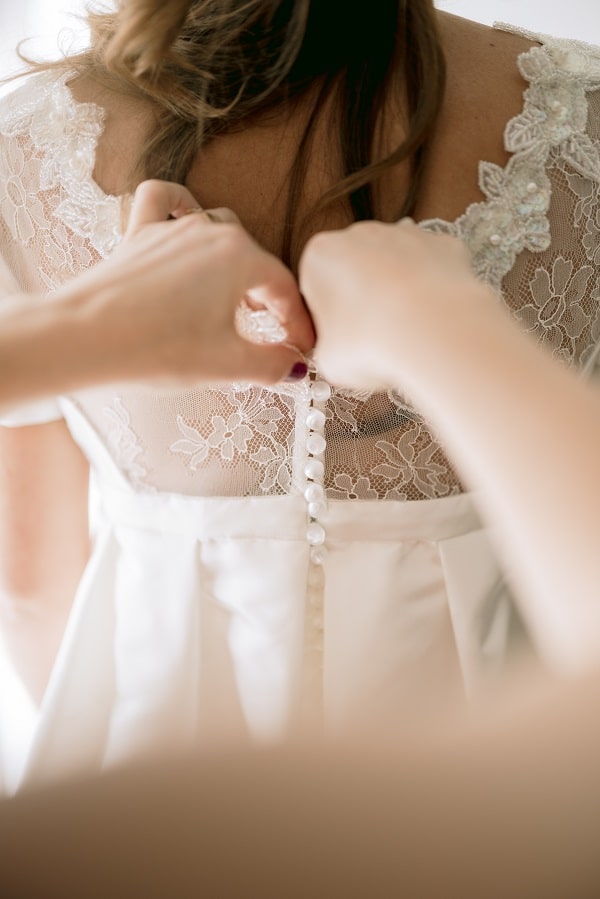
<box><xmin>82</xmin><ymin>13</ymin><xmax>536</xmax><ymax>261</ymax></box>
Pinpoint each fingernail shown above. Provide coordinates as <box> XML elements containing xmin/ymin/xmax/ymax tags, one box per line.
<box><xmin>284</xmin><ymin>361</ymin><xmax>308</xmax><ymax>382</ymax></box>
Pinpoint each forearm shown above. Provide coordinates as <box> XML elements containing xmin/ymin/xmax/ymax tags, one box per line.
<box><xmin>0</xmin><ymin>284</ymin><xmax>145</xmax><ymax>413</ymax></box>
<box><xmin>2</xmin><ymin>669</ymin><xmax>600</xmax><ymax>899</ymax></box>
<box><xmin>399</xmin><ymin>294</ymin><xmax>600</xmax><ymax>672</ymax></box>
<box><xmin>0</xmin><ymin>214</ymin><xmax>313</xmax><ymax>410</ymax></box>
<box><xmin>304</xmin><ymin>222</ymin><xmax>600</xmax><ymax>668</ymax></box>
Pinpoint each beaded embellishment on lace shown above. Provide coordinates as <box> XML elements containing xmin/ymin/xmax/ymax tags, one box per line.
<box><xmin>421</xmin><ymin>28</ymin><xmax>600</xmax><ymax>288</ymax></box>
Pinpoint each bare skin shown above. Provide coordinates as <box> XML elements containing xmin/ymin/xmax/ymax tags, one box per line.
<box><xmin>80</xmin><ymin>13</ymin><xmax>536</xmax><ymax>252</ymax></box>
<box><xmin>190</xmin><ymin>17</ymin><xmax>535</xmax><ymax>244</ymax></box>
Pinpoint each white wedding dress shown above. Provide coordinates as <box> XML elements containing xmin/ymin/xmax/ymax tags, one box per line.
<box><xmin>1</xmin><ymin>26</ymin><xmax>599</xmax><ymax>795</ymax></box>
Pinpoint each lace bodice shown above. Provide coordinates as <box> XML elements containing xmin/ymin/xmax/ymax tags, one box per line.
<box><xmin>1</xmin><ymin>28</ymin><xmax>600</xmax><ymax>509</ymax></box>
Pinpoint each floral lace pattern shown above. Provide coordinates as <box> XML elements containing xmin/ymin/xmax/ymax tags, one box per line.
<box><xmin>170</xmin><ymin>387</ymin><xmax>293</xmax><ymax>493</ymax></box>
<box><xmin>0</xmin><ymin>72</ymin><xmax>122</xmax><ymax>257</ymax></box>
<box><xmin>103</xmin><ymin>398</ymin><xmax>151</xmax><ymax>491</ymax></box>
<box><xmin>1</xmin><ymin>31</ymin><xmax>600</xmax><ymax>502</ymax></box>
<box><xmin>169</xmin><ymin>386</ymin><xmax>299</xmax><ymax>495</ymax></box>
<box><xmin>516</xmin><ymin>255</ymin><xmax>595</xmax><ymax>359</ymax></box>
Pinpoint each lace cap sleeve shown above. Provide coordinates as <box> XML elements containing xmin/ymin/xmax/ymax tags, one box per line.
<box><xmin>0</xmin><ymin>72</ymin><xmax>121</xmax><ymax>428</ymax></box>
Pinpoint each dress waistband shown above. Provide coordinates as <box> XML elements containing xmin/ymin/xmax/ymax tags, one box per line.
<box><xmin>98</xmin><ymin>482</ymin><xmax>484</xmax><ymax>544</ymax></box>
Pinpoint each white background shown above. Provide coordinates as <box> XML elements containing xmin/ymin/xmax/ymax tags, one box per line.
<box><xmin>1</xmin><ymin>1</ymin><xmax>599</xmax><ymax>78</ymax></box>
<box><xmin>439</xmin><ymin>0</ymin><xmax>599</xmax><ymax>39</ymax></box>
<box><xmin>0</xmin><ymin>0</ymin><xmax>599</xmax><ymax>79</ymax></box>
<box><xmin>0</xmin><ymin>1</ymin><xmax>89</xmax><ymax>79</ymax></box>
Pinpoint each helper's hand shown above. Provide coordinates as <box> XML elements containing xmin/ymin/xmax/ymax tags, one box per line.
<box><xmin>95</xmin><ymin>180</ymin><xmax>315</xmax><ymax>384</ymax></box>
<box><xmin>299</xmin><ymin>219</ymin><xmax>493</xmax><ymax>391</ymax></box>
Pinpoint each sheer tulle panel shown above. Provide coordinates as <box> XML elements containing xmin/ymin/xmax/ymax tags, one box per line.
<box><xmin>72</xmin><ymin>384</ymin><xmax>309</xmax><ymax>497</ymax></box>
<box><xmin>70</xmin><ymin>380</ymin><xmax>465</xmax><ymax>500</ymax></box>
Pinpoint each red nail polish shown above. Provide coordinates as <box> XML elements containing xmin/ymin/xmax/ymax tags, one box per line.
<box><xmin>285</xmin><ymin>361</ymin><xmax>308</xmax><ymax>382</ymax></box>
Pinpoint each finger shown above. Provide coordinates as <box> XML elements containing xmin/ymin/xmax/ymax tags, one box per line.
<box><xmin>243</xmin><ymin>250</ymin><xmax>316</xmax><ymax>354</ymax></box>
<box><xmin>126</xmin><ymin>180</ymin><xmax>203</xmax><ymax>234</ymax></box>
<box><xmin>174</xmin><ymin>206</ymin><xmax>241</xmax><ymax>226</ymax></box>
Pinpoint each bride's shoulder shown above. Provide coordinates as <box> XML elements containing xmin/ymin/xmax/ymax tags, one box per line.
<box><xmin>439</xmin><ymin>11</ymin><xmax>600</xmax><ymax>89</ymax></box>
<box><xmin>418</xmin><ymin>13</ymin><xmax>600</xmax><ymax>224</ymax></box>
<box><xmin>435</xmin><ymin>12</ymin><xmax>600</xmax><ymax>170</ymax></box>
<box><xmin>437</xmin><ymin>13</ymin><xmax>539</xmax><ymax>108</ymax></box>
<box><xmin>417</xmin><ymin>15</ymin><xmax>541</xmax><ymax>220</ymax></box>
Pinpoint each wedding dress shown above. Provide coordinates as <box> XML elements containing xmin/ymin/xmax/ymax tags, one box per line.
<box><xmin>0</xmin><ymin>26</ymin><xmax>599</xmax><ymax>794</ymax></box>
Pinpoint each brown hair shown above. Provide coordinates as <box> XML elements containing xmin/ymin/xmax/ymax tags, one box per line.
<box><xmin>29</xmin><ymin>0</ymin><xmax>445</xmax><ymax>265</ymax></box>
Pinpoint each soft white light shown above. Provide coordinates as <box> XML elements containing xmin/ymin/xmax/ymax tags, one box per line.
<box><xmin>0</xmin><ymin>0</ymin><xmax>90</xmax><ymax>84</ymax></box>
<box><xmin>436</xmin><ymin>0</ymin><xmax>599</xmax><ymax>42</ymax></box>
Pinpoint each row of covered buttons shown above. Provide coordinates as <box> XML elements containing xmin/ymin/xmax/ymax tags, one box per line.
<box><xmin>303</xmin><ymin>378</ymin><xmax>331</xmax><ymax>649</ymax></box>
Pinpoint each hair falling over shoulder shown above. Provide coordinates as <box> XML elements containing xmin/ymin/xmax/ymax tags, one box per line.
<box><xmin>27</xmin><ymin>1</ymin><xmax>446</xmax><ymax>265</ymax></box>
